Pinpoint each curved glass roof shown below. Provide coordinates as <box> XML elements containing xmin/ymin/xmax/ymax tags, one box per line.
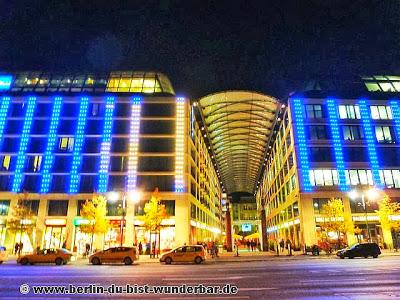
<box><xmin>199</xmin><ymin>91</ymin><xmax>280</xmax><ymax>194</ymax></box>
<box><xmin>0</xmin><ymin>71</ymin><xmax>175</xmax><ymax>95</ymax></box>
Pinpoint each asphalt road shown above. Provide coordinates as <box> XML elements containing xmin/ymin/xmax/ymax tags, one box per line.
<box><xmin>1</xmin><ymin>256</ymin><xmax>400</xmax><ymax>299</ymax></box>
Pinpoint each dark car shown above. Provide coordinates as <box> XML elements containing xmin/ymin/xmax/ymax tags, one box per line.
<box><xmin>337</xmin><ymin>243</ymin><xmax>381</xmax><ymax>259</ymax></box>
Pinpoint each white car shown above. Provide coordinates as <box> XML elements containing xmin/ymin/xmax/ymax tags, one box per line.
<box><xmin>0</xmin><ymin>246</ymin><xmax>8</xmax><ymax>264</ymax></box>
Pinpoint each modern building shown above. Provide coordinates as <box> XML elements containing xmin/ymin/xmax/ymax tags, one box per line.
<box><xmin>231</xmin><ymin>197</ymin><xmax>259</xmax><ymax>237</ymax></box>
<box><xmin>0</xmin><ymin>71</ymin><xmax>224</xmax><ymax>255</ymax></box>
<box><xmin>256</xmin><ymin>76</ymin><xmax>400</xmax><ymax>250</ymax></box>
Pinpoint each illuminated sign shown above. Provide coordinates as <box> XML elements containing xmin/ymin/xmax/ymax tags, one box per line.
<box><xmin>0</xmin><ymin>75</ymin><xmax>12</xmax><ymax>90</ymax></box>
<box><xmin>242</xmin><ymin>224</ymin><xmax>252</xmax><ymax>232</ymax></box>
<box><xmin>45</xmin><ymin>218</ymin><xmax>67</xmax><ymax>226</ymax></box>
<box><xmin>73</xmin><ymin>217</ymin><xmax>90</xmax><ymax>226</ymax></box>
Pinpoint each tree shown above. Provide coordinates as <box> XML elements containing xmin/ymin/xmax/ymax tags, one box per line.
<box><xmin>7</xmin><ymin>192</ymin><xmax>36</xmax><ymax>252</ymax></box>
<box><xmin>143</xmin><ymin>188</ymin><xmax>168</xmax><ymax>255</ymax></box>
<box><xmin>376</xmin><ymin>194</ymin><xmax>400</xmax><ymax>248</ymax></box>
<box><xmin>320</xmin><ymin>198</ymin><xmax>354</xmax><ymax>249</ymax></box>
<box><xmin>79</xmin><ymin>193</ymin><xmax>109</xmax><ymax>251</ymax></box>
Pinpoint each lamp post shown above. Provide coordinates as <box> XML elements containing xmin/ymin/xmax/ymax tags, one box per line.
<box><xmin>108</xmin><ymin>191</ymin><xmax>141</xmax><ymax>247</ymax></box>
<box><xmin>348</xmin><ymin>188</ymin><xmax>379</xmax><ymax>242</ymax></box>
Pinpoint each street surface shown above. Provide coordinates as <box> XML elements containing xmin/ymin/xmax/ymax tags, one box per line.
<box><xmin>0</xmin><ymin>256</ymin><xmax>399</xmax><ymax>299</ymax></box>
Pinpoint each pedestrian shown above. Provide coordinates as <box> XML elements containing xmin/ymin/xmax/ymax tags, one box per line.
<box><xmin>234</xmin><ymin>240</ymin><xmax>239</xmax><ymax>257</ymax></box>
<box><xmin>14</xmin><ymin>242</ymin><xmax>19</xmax><ymax>255</ymax></box>
<box><xmin>214</xmin><ymin>242</ymin><xmax>219</xmax><ymax>258</ymax></box>
<box><xmin>151</xmin><ymin>241</ymin><xmax>156</xmax><ymax>258</ymax></box>
<box><xmin>85</xmin><ymin>243</ymin><xmax>90</xmax><ymax>257</ymax></box>
<box><xmin>286</xmin><ymin>239</ymin><xmax>292</xmax><ymax>255</ymax></box>
<box><xmin>246</xmin><ymin>240</ymin><xmax>251</xmax><ymax>251</ymax></box>
<box><xmin>62</xmin><ymin>240</ymin><xmax>67</xmax><ymax>249</ymax></box>
<box><xmin>19</xmin><ymin>242</ymin><xmax>23</xmax><ymax>255</ymax></box>
<box><xmin>138</xmin><ymin>242</ymin><xmax>143</xmax><ymax>255</ymax></box>
<box><xmin>251</xmin><ymin>240</ymin><xmax>255</xmax><ymax>252</ymax></box>
<box><xmin>279</xmin><ymin>239</ymin><xmax>285</xmax><ymax>253</ymax></box>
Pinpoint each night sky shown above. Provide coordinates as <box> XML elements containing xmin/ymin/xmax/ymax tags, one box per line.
<box><xmin>0</xmin><ymin>0</ymin><xmax>399</xmax><ymax>99</ymax></box>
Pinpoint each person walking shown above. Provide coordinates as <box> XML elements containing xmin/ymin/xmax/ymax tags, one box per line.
<box><xmin>246</xmin><ymin>240</ymin><xmax>250</xmax><ymax>251</ymax></box>
<box><xmin>14</xmin><ymin>243</ymin><xmax>19</xmax><ymax>255</ymax></box>
<box><xmin>279</xmin><ymin>239</ymin><xmax>285</xmax><ymax>253</ymax></box>
<box><xmin>138</xmin><ymin>242</ymin><xmax>143</xmax><ymax>255</ymax></box>
<box><xmin>18</xmin><ymin>242</ymin><xmax>23</xmax><ymax>255</ymax></box>
<box><xmin>286</xmin><ymin>239</ymin><xmax>292</xmax><ymax>256</ymax></box>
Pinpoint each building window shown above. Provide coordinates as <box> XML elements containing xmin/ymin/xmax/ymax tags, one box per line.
<box><xmin>379</xmin><ymin>169</ymin><xmax>400</xmax><ymax>188</ymax></box>
<box><xmin>309</xmin><ymin>169</ymin><xmax>338</xmax><ymax>186</ymax></box>
<box><xmin>370</xmin><ymin>105</ymin><xmax>393</xmax><ymax>120</ymax></box>
<box><xmin>313</xmin><ymin>198</ymin><xmax>329</xmax><ymax>214</ymax></box>
<box><xmin>305</xmin><ymin>104</ymin><xmax>323</xmax><ymax>119</ymax></box>
<box><xmin>342</xmin><ymin>125</ymin><xmax>364</xmax><ymax>140</ymax></box>
<box><xmin>343</xmin><ymin>147</ymin><xmax>369</xmax><ymax>162</ymax></box>
<box><xmin>0</xmin><ymin>200</ymin><xmax>10</xmax><ymax>216</ymax></box>
<box><xmin>345</xmin><ymin>169</ymin><xmax>373</xmax><ymax>186</ymax></box>
<box><xmin>375</xmin><ymin>126</ymin><xmax>394</xmax><ymax>143</ymax></box>
<box><xmin>308</xmin><ymin>125</ymin><xmax>329</xmax><ymax>140</ymax></box>
<box><xmin>25</xmin><ymin>155</ymin><xmax>42</xmax><ymax>172</ymax></box>
<box><xmin>161</xmin><ymin>200</ymin><xmax>175</xmax><ymax>216</ymax></box>
<box><xmin>24</xmin><ymin>200</ymin><xmax>40</xmax><ymax>215</ymax></box>
<box><xmin>47</xmin><ymin>200</ymin><xmax>69</xmax><ymax>216</ymax></box>
<box><xmin>59</xmin><ymin>137</ymin><xmax>74</xmax><ymax>151</ymax></box>
<box><xmin>106</xmin><ymin>200</ymin><xmax>124</xmax><ymax>216</ymax></box>
<box><xmin>1</xmin><ymin>156</ymin><xmax>11</xmax><ymax>171</ymax></box>
<box><xmin>338</xmin><ymin>105</ymin><xmax>361</xmax><ymax>119</ymax></box>
<box><xmin>309</xmin><ymin>147</ymin><xmax>333</xmax><ymax>162</ymax></box>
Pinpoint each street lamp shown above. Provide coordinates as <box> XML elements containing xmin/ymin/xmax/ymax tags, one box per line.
<box><xmin>108</xmin><ymin>190</ymin><xmax>141</xmax><ymax>247</ymax></box>
<box><xmin>348</xmin><ymin>187</ymin><xmax>379</xmax><ymax>242</ymax></box>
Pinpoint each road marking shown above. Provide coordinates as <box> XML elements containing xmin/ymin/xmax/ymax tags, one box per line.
<box><xmin>300</xmin><ymin>278</ymin><xmax>367</xmax><ymax>283</ymax></box>
<box><xmin>163</xmin><ymin>276</ymin><xmax>249</xmax><ymax>281</ymax></box>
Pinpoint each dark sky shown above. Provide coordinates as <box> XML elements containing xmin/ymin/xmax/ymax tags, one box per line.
<box><xmin>0</xmin><ymin>0</ymin><xmax>399</xmax><ymax>99</ymax></box>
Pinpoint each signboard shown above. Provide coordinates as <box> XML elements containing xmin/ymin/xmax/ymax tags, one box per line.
<box><xmin>73</xmin><ymin>217</ymin><xmax>90</xmax><ymax>226</ymax></box>
<box><xmin>45</xmin><ymin>218</ymin><xmax>67</xmax><ymax>226</ymax></box>
<box><xmin>242</xmin><ymin>224</ymin><xmax>252</xmax><ymax>232</ymax></box>
<box><xmin>0</xmin><ymin>75</ymin><xmax>12</xmax><ymax>91</ymax></box>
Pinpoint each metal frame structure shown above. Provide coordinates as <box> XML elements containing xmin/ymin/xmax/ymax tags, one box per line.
<box><xmin>199</xmin><ymin>91</ymin><xmax>280</xmax><ymax>194</ymax></box>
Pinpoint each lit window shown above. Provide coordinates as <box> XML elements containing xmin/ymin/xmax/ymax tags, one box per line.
<box><xmin>59</xmin><ymin>137</ymin><xmax>74</xmax><ymax>151</ymax></box>
<box><xmin>305</xmin><ymin>104</ymin><xmax>323</xmax><ymax>119</ymax></box>
<box><xmin>338</xmin><ymin>105</ymin><xmax>361</xmax><ymax>119</ymax></box>
<box><xmin>375</xmin><ymin>126</ymin><xmax>394</xmax><ymax>143</ymax></box>
<box><xmin>345</xmin><ymin>169</ymin><xmax>374</xmax><ymax>186</ymax></box>
<box><xmin>342</xmin><ymin>125</ymin><xmax>364</xmax><ymax>140</ymax></box>
<box><xmin>2</xmin><ymin>155</ymin><xmax>10</xmax><ymax>170</ymax></box>
<box><xmin>309</xmin><ymin>169</ymin><xmax>338</xmax><ymax>186</ymax></box>
<box><xmin>370</xmin><ymin>105</ymin><xmax>393</xmax><ymax>120</ymax></box>
<box><xmin>33</xmin><ymin>155</ymin><xmax>42</xmax><ymax>172</ymax></box>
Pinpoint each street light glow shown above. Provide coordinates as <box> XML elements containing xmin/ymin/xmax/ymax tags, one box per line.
<box><xmin>127</xmin><ymin>190</ymin><xmax>141</xmax><ymax>203</ymax></box>
<box><xmin>348</xmin><ymin>189</ymin><xmax>359</xmax><ymax>200</ymax></box>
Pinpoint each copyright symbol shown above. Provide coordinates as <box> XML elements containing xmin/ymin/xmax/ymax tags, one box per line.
<box><xmin>19</xmin><ymin>283</ymin><xmax>30</xmax><ymax>294</ymax></box>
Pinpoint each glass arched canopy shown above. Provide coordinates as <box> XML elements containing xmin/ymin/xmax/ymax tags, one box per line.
<box><xmin>199</xmin><ymin>91</ymin><xmax>280</xmax><ymax>194</ymax></box>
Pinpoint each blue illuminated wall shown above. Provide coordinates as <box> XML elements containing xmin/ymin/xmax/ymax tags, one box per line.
<box><xmin>291</xmin><ymin>99</ymin><xmax>312</xmax><ymax>191</ymax></box>
<box><xmin>98</xmin><ymin>96</ymin><xmax>115</xmax><ymax>193</ymax></box>
<box><xmin>12</xmin><ymin>96</ymin><xmax>37</xmax><ymax>192</ymax></box>
<box><xmin>326</xmin><ymin>99</ymin><xmax>348</xmax><ymax>191</ymax></box>
<box><xmin>358</xmin><ymin>99</ymin><xmax>382</xmax><ymax>187</ymax></box>
<box><xmin>390</xmin><ymin>100</ymin><xmax>400</xmax><ymax>148</ymax></box>
<box><xmin>40</xmin><ymin>96</ymin><xmax>63</xmax><ymax>193</ymax></box>
<box><xmin>69</xmin><ymin>96</ymin><xmax>90</xmax><ymax>193</ymax></box>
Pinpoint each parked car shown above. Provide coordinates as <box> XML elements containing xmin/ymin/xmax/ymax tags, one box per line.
<box><xmin>337</xmin><ymin>243</ymin><xmax>381</xmax><ymax>259</ymax></box>
<box><xmin>89</xmin><ymin>247</ymin><xmax>138</xmax><ymax>265</ymax></box>
<box><xmin>160</xmin><ymin>245</ymin><xmax>206</xmax><ymax>264</ymax></box>
<box><xmin>17</xmin><ymin>248</ymin><xmax>72</xmax><ymax>265</ymax></box>
<box><xmin>0</xmin><ymin>246</ymin><xmax>8</xmax><ymax>264</ymax></box>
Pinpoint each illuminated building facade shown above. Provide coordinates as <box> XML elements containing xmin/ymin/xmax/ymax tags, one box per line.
<box><xmin>0</xmin><ymin>71</ymin><xmax>223</xmax><ymax>254</ymax></box>
<box><xmin>256</xmin><ymin>76</ymin><xmax>400</xmax><ymax>250</ymax></box>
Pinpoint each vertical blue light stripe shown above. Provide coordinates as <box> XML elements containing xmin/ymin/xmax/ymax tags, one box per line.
<box><xmin>126</xmin><ymin>97</ymin><xmax>142</xmax><ymax>192</ymax></box>
<box><xmin>40</xmin><ymin>96</ymin><xmax>63</xmax><ymax>193</ymax></box>
<box><xmin>0</xmin><ymin>96</ymin><xmax>11</xmax><ymax>149</ymax></box>
<box><xmin>358</xmin><ymin>100</ymin><xmax>382</xmax><ymax>187</ymax></box>
<box><xmin>390</xmin><ymin>100</ymin><xmax>400</xmax><ymax>146</ymax></box>
<box><xmin>326</xmin><ymin>99</ymin><xmax>348</xmax><ymax>191</ymax></box>
<box><xmin>98</xmin><ymin>96</ymin><xmax>115</xmax><ymax>193</ymax></box>
<box><xmin>69</xmin><ymin>96</ymin><xmax>89</xmax><ymax>193</ymax></box>
<box><xmin>292</xmin><ymin>99</ymin><xmax>312</xmax><ymax>191</ymax></box>
<box><xmin>12</xmin><ymin>96</ymin><xmax>37</xmax><ymax>192</ymax></box>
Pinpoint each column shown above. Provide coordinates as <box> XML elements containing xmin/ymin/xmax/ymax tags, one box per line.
<box><xmin>175</xmin><ymin>194</ymin><xmax>190</xmax><ymax>246</ymax></box>
<box><xmin>36</xmin><ymin>197</ymin><xmax>48</xmax><ymax>249</ymax></box>
<box><xmin>299</xmin><ymin>195</ymin><xmax>317</xmax><ymax>247</ymax></box>
<box><xmin>225</xmin><ymin>204</ymin><xmax>233</xmax><ymax>252</ymax></box>
<box><xmin>66</xmin><ymin>198</ymin><xmax>76</xmax><ymax>250</ymax></box>
<box><xmin>343</xmin><ymin>197</ymin><xmax>357</xmax><ymax>245</ymax></box>
<box><xmin>125</xmin><ymin>199</ymin><xmax>135</xmax><ymax>247</ymax></box>
<box><xmin>260</xmin><ymin>209</ymin><xmax>268</xmax><ymax>251</ymax></box>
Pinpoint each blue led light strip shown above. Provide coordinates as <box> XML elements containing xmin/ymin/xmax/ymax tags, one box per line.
<box><xmin>292</xmin><ymin>99</ymin><xmax>312</xmax><ymax>191</ymax></box>
<box><xmin>69</xmin><ymin>96</ymin><xmax>90</xmax><ymax>193</ymax></box>
<box><xmin>126</xmin><ymin>97</ymin><xmax>142</xmax><ymax>192</ymax></box>
<box><xmin>175</xmin><ymin>97</ymin><xmax>185</xmax><ymax>192</ymax></box>
<box><xmin>390</xmin><ymin>101</ymin><xmax>400</xmax><ymax>150</ymax></box>
<box><xmin>40</xmin><ymin>96</ymin><xmax>63</xmax><ymax>193</ymax></box>
<box><xmin>12</xmin><ymin>96</ymin><xmax>37</xmax><ymax>192</ymax></box>
<box><xmin>358</xmin><ymin>100</ymin><xmax>382</xmax><ymax>187</ymax></box>
<box><xmin>326</xmin><ymin>99</ymin><xmax>348</xmax><ymax>191</ymax></box>
<box><xmin>0</xmin><ymin>96</ymin><xmax>11</xmax><ymax>149</ymax></box>
<box><xmin>98</xmin><ymin>96</ymin><xmax>116</xmax><ymax>193</ymax></box>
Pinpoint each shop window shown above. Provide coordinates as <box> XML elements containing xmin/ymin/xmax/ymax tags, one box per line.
<box><xmin>0</xmin><ymin>200</ymin><xmax>10</xmax><ymax>215</ymax></box>
<box><xmin>58</xmin><ymin>137</ymin><xmax>74</xmax><ymax>152</ymax></box>
<box><xmin>342</xmin><ymin>125</ymin><xmax>364</xmax><ymax>141</ymax></box>
<box><xmin>107</xmin><ymin>200</ymin><xmax>124</xmax><ymax>216</ymax></box>
<box><xmin>338</xmin><ymin>105</ymin><xmax>361</xmax><ymax>119</ymax></box>
<box><xmin>24</xmin><ymin>200</ymin><xmax>40</xmax><ymax>215</ymax></box>
<box><xmin>161</xmin><ymin>200</ymin><xmax>175</xmax><ymax>216</ymax></box>
<box><xmin>48</xmin><ymin>200</ymin><xmax>69</xmax><ymax>216</ymax></box>
<box><xmin>313</xmin><ymin>198</ymin><xmax>329</xmax><ymax>214</ymax></box>
<box><xmin>77</xmin><ymin>200</ymin><xmax>86</xmax><ymax>215</ymax></box>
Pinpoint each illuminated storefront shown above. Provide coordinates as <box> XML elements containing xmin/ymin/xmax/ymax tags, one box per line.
<box><xmin>43</xmin><ymin>219</ymin><xmax>67</xmax><ymax>249</ymax></box>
